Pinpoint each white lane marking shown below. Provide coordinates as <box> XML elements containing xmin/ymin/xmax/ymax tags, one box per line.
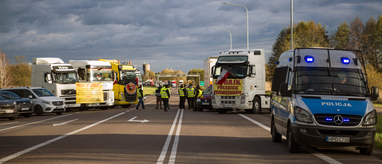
<box><xmin>128</xmin><ymin>116</ymin><xmax>149</xmax><ymax>123</ymax></box>
<box><xmin>169</xmin><ymin>109</ymin><xmax>184</xmax><ymax>164</ymax></box>
<box><xmin>0</xmin><ymin>112</ymin><xmax>125</xmax><ymax>164</ymax></box>
<box><xmin>0</xmin><ymin>121</ymin><xmax>19</xmax><ymax>126</ymax></box>
<box><xmin>53</xmin><ymin>119</ymin><xmax>79</xmax><ymax>126</ymax></box>
<box><xmin>0</xmin><ymin>114</ymin><xmax>73</xmax><ymax>132</ymax></box>
<box><xmin>157</xmin><ymin>109</ymin><xmax>181</xmax><ymax>164</ymax></box>
<box><xmin>238</xmin><ymin>114</ymin><xmax>342</xmax><ymax>164</ymax></box>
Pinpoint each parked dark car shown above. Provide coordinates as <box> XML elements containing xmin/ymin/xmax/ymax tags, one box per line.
<box><xmin>0</xmin><ymin>96</ymin><xmax>18</xmax><ymax>120</ymax></box>
<box><xmin>0</xmin><ymin>91</ymin><xmax>34</xmax><ymax>118</ymax></box>
<box><xmin>196</xmin><ymin>85</ymin><xmax>213</xmax><ymax>112</ymax></box>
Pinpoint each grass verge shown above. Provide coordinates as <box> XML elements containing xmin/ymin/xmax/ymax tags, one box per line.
<box><xmin>375</xmin><ymin>114</ymin><xmax>382</xmax><ymax>149</ymax></box>
<box><xmin>143</xmin><ymin>86</ymin><xmax>157</xmax><ymax>96</ymax></box>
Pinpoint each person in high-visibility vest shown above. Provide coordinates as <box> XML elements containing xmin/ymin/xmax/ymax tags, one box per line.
<box><xmin>135</xmin><ymin>85</ymin><xmax>145</xmax><ymax>110</ymax></box>
<box><xmin>155</xmin><ymin>84</ymin><xmax>163</xmax><ymax>109</ymax></box>
<box><xmin>161</xmin><ymin>85</ymin><xmax>171</xmax><ymax>111</ymax></box>
<box><xmin>178</xmin><ymin>84</ymin><xmax>187</xmax><ymax>110</ymax></box>
<box><xmin>187</xmin><ymin>84</ymin><xmax>196</xmax><ymax>110</ymax></box>
<box><xmin>194</xmin><ymin>85</ymin><xmax>203</xmax><ymax>111</ymax></box>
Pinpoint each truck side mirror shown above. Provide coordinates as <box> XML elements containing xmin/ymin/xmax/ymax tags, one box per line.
<box><xmin>211</xmin><ymin>66</ymin><xmax>214</xmax><ymax>76</ymax></box>
<box><xmin>279</xmin><ymin>83</ymin><xmax>291</xmax><ymax>97</ymax></box>
<box><xmin>371</xmin><ymin>86</ymin><xmax>379</xmax><ymax>101</ymax></box>
<box><xmin>45</xmin><ymin>73</ymin><xmax>53</xmax><ymax>84</ymax></box>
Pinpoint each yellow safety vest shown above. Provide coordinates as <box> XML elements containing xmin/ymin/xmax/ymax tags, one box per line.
<box><xmin>161</xmin><ymin>88</ymin><xmax>169</xmax><ymax>98</ymax></box>
<box><xmin>197</xmin><ymin>89</ymin><xmax>203</xmax><ymax>98</ymax></box>
<box><xmin>138</xmin><ymin>88</ymin><xmax>144</xmax><ymax>97</ymax></box>
<box><xmin>187</xmin><ymin>88</ymin><xmax>195</xmax><ymax>98</ymax></box>
<box><xmin>179</xmin><ymin>87</ymin><xmax>185</xmax><ymax>97</ymax></box>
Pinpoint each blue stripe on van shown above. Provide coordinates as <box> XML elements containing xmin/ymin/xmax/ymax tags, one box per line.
<box><xmin>301</xmin><ymin>98</ymin><xmax>367</xmax><ymax>116</ymax></box>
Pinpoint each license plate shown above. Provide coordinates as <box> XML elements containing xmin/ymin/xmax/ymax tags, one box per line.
<box><xmin>326</xmin><ymin>136</ymin><xmax>350</xmax><ymax>143</ymax></box>
<box><xmin>202</xmin><ymin>103</ymin><xmax>209</xmax><ymax>105</ymax></box>
<box><xmin>4</xmin><ymin>110</ymin><xmax>14</xmax><ymax>113</ymax></box>
<box><xmin>21</xmin><ymin>108</ymin><xmax>29</xmax><ymax>111</ymax></box>
<box><xmin>223</xmin><ymin>104</ymin><xmax>232</xmax><ymax>108</ymax></box>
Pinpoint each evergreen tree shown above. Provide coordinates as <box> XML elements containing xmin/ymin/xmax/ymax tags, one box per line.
<box><xmin>267</xmin><ymin>27</ymin><xmax>290</xmax><ymax>81</ymax></box>
<box><xmin>329</xmin><ymin>21</ymin><xmax>350</xmax><ymax>49</ymax></box>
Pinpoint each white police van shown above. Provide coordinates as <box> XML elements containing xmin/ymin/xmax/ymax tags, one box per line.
<box><xmin>271</xmin><ymin>48</ymin><xmax>379</xmax><ymax>155</ymax></box>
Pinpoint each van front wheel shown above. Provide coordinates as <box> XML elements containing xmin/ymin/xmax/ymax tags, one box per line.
<box><xmin>287</xmin><ymin>126</ymin><xmax>299</xmax><ymax>153</ymax></box>
<box><xmin>359</xmin><ymin>145</ymin><xmax>373</xmax><ymax>155</ymax></box>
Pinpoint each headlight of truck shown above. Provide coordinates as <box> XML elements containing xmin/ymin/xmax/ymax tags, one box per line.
<box><xmin>42</xmin><ymin>100</ymin><xmax>51</xmax><ymax>105</ymax></box>
<box><xmin>294</xmin><ymin>107</ymin><xmax>313</xmax><ymax>123</ymax></box>
<box><xmin>211</xmin><ymin>94</ymin><xmax>216</xmax><ymax>104</ymax></box>
<box><xmin>363</xmin><ymin>110</ymin><xmax>377</xmax><ymax>126</ymax></box>
<box><xmin>240</xmin><ymin>94</ymin><xmax>246</xmax><ymax>104</ymax></box>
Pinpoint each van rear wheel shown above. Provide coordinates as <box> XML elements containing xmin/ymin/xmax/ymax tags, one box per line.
<box><xmin>271</xmin><ymin>119</ymin><xmax>282</xmax><ymax>142</ymax></box>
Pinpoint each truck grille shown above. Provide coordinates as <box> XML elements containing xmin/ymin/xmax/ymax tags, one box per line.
<box><xmin>221</xmin><ymin>96</ymin><xmax>236</xmax><ymax>99</ymax></box>
<box><xmin>314</xmin><ymin>114</ymin><xmax>362</xmax><ymax>126</ymax></box>
<box><xmin>221</xmin><ymin>101</ymin><xmax>235</xmax><ymax>105</ymax></box>
<box><xmin>63</xmin><ymin>97</ymin><xmax>76</xmax><ymax>101</ymax></box>
<box><xmin>52</xmin><ymin>101</ymin><xmax>64</xmax><ymax>106</ymax></box>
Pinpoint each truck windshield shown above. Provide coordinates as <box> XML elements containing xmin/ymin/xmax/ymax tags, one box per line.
<box><xmin>295</xmin><ymin>67</ymin><xmax>368</xmax><ymax>96</ymax></box>
<box><xmin>122</xmin><ymin>71</ymin><xmax>136</xmax><ymax>80</ymax></box>
<box><xmin>87</xmin><ymin>68</ymin><xmax>113</xmax><ymax>81</ymax></box>
<box><xmin>32</xmin><ymin>88</ymin><xmax>55</xmax><ymax>97</ymax></box>
<box><xmin>54</xmin><ymin>72</ymin><xmax>79</xmax><ymax>84</ymax></box>
<box><xmin>214</xmin><ymin>65</ymin><xmax>248</xmax><ymax>78</ymax></box>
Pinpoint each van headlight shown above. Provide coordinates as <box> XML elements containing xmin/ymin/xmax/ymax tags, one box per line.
<box><xmin>294</xmin><ymin>107</ymin><xmax>313</xmax><ymax>123</ymax></box>
<box><xmin>363</xmin><ymin>110</ymin><xmax>377</xmax><ymax>126</ymax></box>
<box><xmin>42</xmin><ymin>100</ymin><xmax>51</xmax><ymax>105</ymax></box>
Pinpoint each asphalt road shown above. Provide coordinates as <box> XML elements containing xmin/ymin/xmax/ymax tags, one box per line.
<box><xmin>0</xmin><ymin>88</ymin><xmax>381</xmax><ymax>163</ymax></box>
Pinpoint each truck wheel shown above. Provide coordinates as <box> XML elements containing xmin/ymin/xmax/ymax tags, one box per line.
<box><xmin>359</xmin><ymin>145</ymin><xmax>373</xmax><ymax>155</ymax></box>
<box><xmin>252</xmin><ymin>97</ymin><xmax>261</xmax><ymax>114</ymax></box>
<box><xmin>8</xmin><ymin>117</ymin><xmax>16</xmax><ymax>120</ymax></box>
<box><xmin>35</xmin><ymin>106</ymin><xmax>43</xmax><ymax>116</ymax></box>
<box><xmin>271</xmin><ymin>119</ymin><xmax>282</xmax><ymax>142</ymax></box>
<box><xmin>56</xmin><ymin>112</ymin><xmax>62</xmax><ymax>115</ymax></box>
<box><xmin>101</xmin><ymin>107</ymin><xmax>108</xmax><ymax>110</ymax></box>
<box><xmin>218</xmin><ymin>110</ymin><xmax>227</xmax><ymax>114</ymax></box>
<box><xmin>287</xmin><ymin>125</ymin><xmax>299</xmax><ymax>153</ymax></box>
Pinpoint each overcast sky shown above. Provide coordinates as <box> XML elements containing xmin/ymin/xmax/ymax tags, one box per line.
<box><xmin>0</xmin><ymin>0</ymin><xmax>381</xmax><ymax>73</ymax></box>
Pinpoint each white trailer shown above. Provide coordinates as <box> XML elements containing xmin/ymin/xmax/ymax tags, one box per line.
<box><xmin>211</xmin><ymin>49</ymin><xmax>270</xmax><ymax>114</ymax></box>
<box><xmin>204</xmin><ymin>57</ymin><xmax>218</xmax><ymax>89</ymax></box>
<box><xmin>31</xmin><ymin>58</ymin><xmax>80</xmax><ymax>109</ymax></box>
<box><xmin>68</xmin><ymin>60</ymin><xmax>114</xmax><ymax>110</ymax></box>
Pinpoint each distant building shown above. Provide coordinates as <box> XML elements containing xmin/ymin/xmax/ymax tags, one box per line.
<box><xmin>143</xmin><ymin>62</ymin><xmax>150</xmax><ymax>75</ymax></box>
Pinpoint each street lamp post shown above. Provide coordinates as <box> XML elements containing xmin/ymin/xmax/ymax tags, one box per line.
<box><xmin>222</xmin><ymin>2</ymin><xmax>249</xmax><ymax>49</ymax></box>
<box><xmin>215</xmin><ymin>28</ymin><xmax>232</xmax><ymax>49</ymax></box>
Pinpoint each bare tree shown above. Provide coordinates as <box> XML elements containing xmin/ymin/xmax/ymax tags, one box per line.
<box><xmin>0</xmin><ymin>51</ymin><xmax>12</xmax><ymax>88</ymax></box>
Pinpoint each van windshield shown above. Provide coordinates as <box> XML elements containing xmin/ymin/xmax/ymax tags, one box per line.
<box><xmin>214</xmin><ymin>65</ymin><xmax>248</xmax><ymax>78</ymax></box>
<box><xmin>32</xmin><ymin>88</ymin><xmax>55</xmax><ymax>97</ymax></box>
<box><xmin>295</xmin><ymin>67</ymin><xmax>368</xmax><ymax>96</ymax></box>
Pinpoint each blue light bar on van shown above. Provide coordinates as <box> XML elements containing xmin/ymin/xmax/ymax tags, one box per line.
<box><xmin>341</xmin><ymin>57</ymin><xmax>350</xmax><ymax>64</ymax></box>
<box><xmin>305</xmin><ymin>56</ymin><xmax>314</xmax><ymax>63</ymax></box>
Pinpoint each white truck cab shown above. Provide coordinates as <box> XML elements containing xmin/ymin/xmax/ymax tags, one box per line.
<box><xmin>69</xmin><ymin>60</ymin><xmax>114</xmax><ymax>110</ymax></box>
<box><xmin>211</xmin><ymin>49</ymin><xmax>270</xmax><ymax>114</ymax></box>
<box><xmin>31</xmin><ymin>58</ymin><xmax>80</xmax><ymax>109</ymax></box>
<box><xmin>271</xmin><ymin>48</ymin><xmax>379</xmax><ymax>155</ymax></box>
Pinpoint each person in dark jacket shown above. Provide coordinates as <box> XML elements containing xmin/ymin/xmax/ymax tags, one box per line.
<box><xmin>155</xmin><ymin>84</ymin><xmax>162</xmax><ymax>109</ymax></box>
<box><xmin>135</xmin><ymin>85</ymin><xmax>145</xmax><ymax>110</ymax></box>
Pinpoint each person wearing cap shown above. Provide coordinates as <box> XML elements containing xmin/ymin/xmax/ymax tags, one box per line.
<box><xmin>161</xmin><ymin>84</ymin><xmax>171</xmax><ymax>111</ymax></box>
<box><xmin>187</xmin><ymin>83</ymin><xmax>196</xmax><ymax>110</ymax></box>
<box><xmin>135</xmin><ymin>85</ymin><xmax>145</xmax><ymax>110</ymax></box>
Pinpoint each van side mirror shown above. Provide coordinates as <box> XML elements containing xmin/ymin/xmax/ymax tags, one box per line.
<box><xmin>28</xmin><ymin>95</ymin><xmax>33</xmax><ymax>99</ymax></box>
<box><xmin>371</xmin><ymin>86</ymin><xmax>379</xmax><ymax>101</ymax></box>
<box><xmin>279</xmin><ymin>83</ymin><xmax>291</xmax><ymax>97</ymax></box>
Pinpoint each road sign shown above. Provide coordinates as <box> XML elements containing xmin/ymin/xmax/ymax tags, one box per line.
<box><xmin>200</xmin><ymin>81</ymin><xmax>204</xmax><ymax>86</ymax></box>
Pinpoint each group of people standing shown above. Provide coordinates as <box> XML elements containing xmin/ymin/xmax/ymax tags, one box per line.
<box><xmin>135</xmin><ymin>82</ymin><xmax>204</xmax><ymax>112</ymax></box>
<box><xmin>155</xmin><ymin>83</ymin><xmax>203</xmax><ymax>112</ymax></box>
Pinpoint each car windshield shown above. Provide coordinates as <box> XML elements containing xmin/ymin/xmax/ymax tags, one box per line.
<box><xmin>54</xmin><ymin>72</ymin><xmax>79</xmax><ymax>84</ymax></box>
<box><xmin>32</xmin><ymin>89</ymin><xmax>55</xmax><ymax>97</ymax></box>
<box><xmin>87</xmin><ymin>68</ymin><xmax>113</xmax><ymax>81</ymax></box>
<box><xmin>0</xmin><ymin>92</ymin><xmax>21</xmax><ymax>99</ymax></box>
<box><xmin>295</xmin><ymin>67</ymin><xmax>368</xmax><ymax>96</ymax></box>
<box><xmin>214</xmin><ymin>65</ymin><xmax>248</xmax><ymax>78</ymax></box>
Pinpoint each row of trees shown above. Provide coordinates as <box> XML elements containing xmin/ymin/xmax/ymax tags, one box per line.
<box><xmin>267</xmin><ymin>15</ymin><xmax>382</xmax><ymax>93</ymax></box>
<box><xmin>0</xmin><ymin>51</ymin><xmax>31</xmax><ymax>88</ymax></box>
<box><xmin>143</xmin><ymin>68</ymin><xmax>205</xmax><ymax>86</ymax></box>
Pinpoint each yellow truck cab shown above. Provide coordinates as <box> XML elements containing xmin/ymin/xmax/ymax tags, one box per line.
<box><xmin>100</xmin><ymin>59</ymin><xmax>138</xmax><ymax>108</ymax></box>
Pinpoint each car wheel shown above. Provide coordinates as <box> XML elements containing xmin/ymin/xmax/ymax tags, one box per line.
<box><xmin>218</xmin><ymin>110</ymin><xmax>227</xmax><ymax>114</ymax></box>
<box><xmin>24</xmin><ymin>113</ymin><xmax>32</xmax><ymax>118</ymax></box>
<box><xmin>35</xmin><ymin>106</ymin><xmax>43</xmax><ymax>116</ymax></box>
<box><xmin>359</xmin><ymin>145</ymin><xmax>373</xmax><ymax>155</ymax></box>
<box><xmin>271</xmin><ymin>119</ymin><xmax>282</xmax><ymax>142</ymax></box>
<box><xmin>287</xmin><ymin>125</ymin><xmax>299</xmax><ymax>153</ymax></box>
<box><xmin>56</xmin><ymin>112</ymin><xmax>62</xmax><ymax>115</ymax></box>
<box><xmin>252</xmin><ymin>97</ymin><xmax>261</xmax><ymax>114</ymax></box>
